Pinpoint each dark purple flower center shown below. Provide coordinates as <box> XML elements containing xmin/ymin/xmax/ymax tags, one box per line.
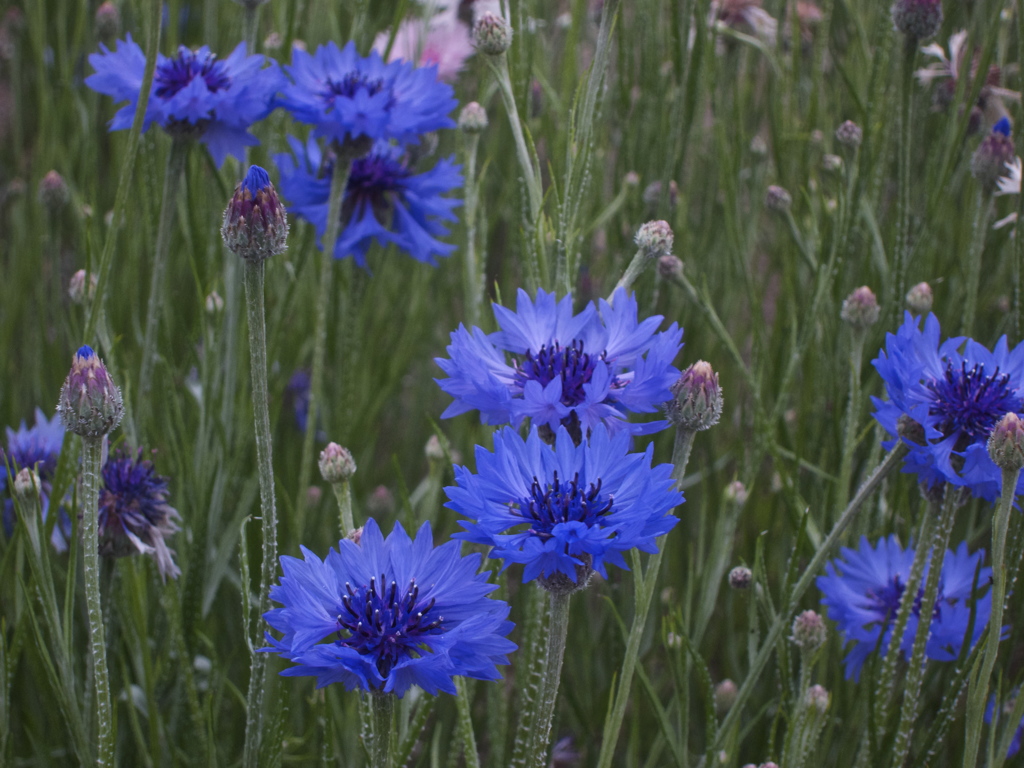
<box><xmin>865</xmin><ymin>574</ymin><xmax>943</xmax><ymax>624</ymax></box>
<box><xmin>511</xmin><ymin>471</ymin><xmax>613</xmax><ymax>539</ymax></box>
<box><xmin>323</xmin><ymin>72</ymin><xmax>386</xmax><ymax>101</ymax></box>
<box><xmin>926</xmin><ymin>362</ymin><xmax>1022</xmax><ymax>448</ymax></box>
<box><xmin>514</xmin><ymin>341</ymin><xmax>613</xmax><ymax>408</ymax></box>
<box><xmin>98</xmin><ymin>454</ymin><xmax>170</xmax><ymax>533</ymax></box>
<box><xmin>335</xmin><ymin>576</ymin><xmax>444</xmax><ymax>678</ymax></box>
<box><xmin>339</xmin><ymin>152</ymin><xmax>411</xmax><ymax>224</ymax></box>
<box><xmin>155</xmin><ymin>51</ymin><xmax>231</xmax><ymax>99</ymax></box>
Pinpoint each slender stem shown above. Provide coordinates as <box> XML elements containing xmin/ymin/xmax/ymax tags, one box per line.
<box><xmin>332</xmin><ymin>480</ymin><xmax>354</xmax><ymax>537</ymax></box>
<box><xmin>241</xmin><ymin>258</ymin><xmax>279</xmax><ymax>767</ymax></box>
<box><xmin>509</xmin><ymin>585</ymin><xmax>549</xmax><ymax>768</ymax></box>
<box><xmin>962</xmin><ymin>466</ymin><xmax>1021</xmax><ymax>768</ymax></box>
<box><xmin>455</xmin><ymin>680</ymin><xmax>481</xmax><ymax>768</ymax></box>
<box><xmin>961</xmin><ymin>190</ymin><xmax>993</xmax><ymax>336</ymax></box>
<box><xmin>369</xmin><ymin>692</ymin><xmax>396</xmax><ymax>768</ymax></box>
<box><xmin>612</xmin><ymin>249</ymin><xmax>651</xmax><ymax>298</ymax></box>
<box><xmin>670</xmin><ymin>428</ymin><xmax>697</xmax><ymax>489</ymax></box>
<box><xmin>890</xmin><ymin>37</ymin><xmax>916</xmax><ymax>328</ymax></box>
<box><xmin>714</xmin><ymin>443</ymin><xmax>909</xmax><ymax>748</ymax></box>
<box><xmin>241</xmin><ymin>2</ymin><xmax>261</xmax><ymax>51</ymax></box>
<box><xmin>526</xmin><ymin>591</ymin><xmax>571</xmax><ymax>768</ymax></box>
<box><xmin>462</xmin><ymin>132</ymin><xmax>483</xmax><ymax>329</ymax></box>
<box><xmin>139</xmin><ymin>139</ymin><xmax>189</xmax><ymax>397</ymax></box>
<box><xmin>836</xmin><ymin>333</ymin><xmax>865</xmax><ymax>513</ymax></box>
<box><xmin>890</xmin><ymin>487</ymin><xmax>959</xmax><ymax>768</ymax></box>
<box><xmin>81</xmin><ymin>435</ymin><xmax>114</xmax><ymax>766</ymax></box>
<box><xmin>296</xmin><ymin>147</ymin><xmax>358</xmax><ymax>532</ymax></box>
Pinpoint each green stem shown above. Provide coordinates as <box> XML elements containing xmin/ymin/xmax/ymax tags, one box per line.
<box><xmin>714</xmin><ymin>443</ymin><xmax>909</xmax><ymax>749</ymax></box>
<box><xmin>295</xmin><ymin>146</ymin><xmax>359</xmax><ymax>532</ymax></box>
<box><xmin>139</xmin><ymin>139</ymin><xmax>189</xmax><ymax>397</ymax></box>
<box><xmin>961</xmin><ymin>190</ymin><xmax>993</xmax><ymax>337</ymax></box>
<box><xmin>670</xmin><ymin>428</ymin><xmax>697</xmax><ymax>489</ymax></box>
<box><xmin>509</xmin><ymin>586</ymin><xmax>549</xmax><ymax>768</ymax></box>
<box><xmin>612</xmin><ymin>249</ymin><xmax>651</xmax><ymax>297</ymax></box>
<box><xmin>455</xmin><ymin>680</ymin><xmax>481</xmax><ymax>768</ymax></box>
<box><xmin>890</xmin><ymin>36</ymin><xmax>916</xmax><ymax>328</ymax></box>
<box><xmin>81</xmin><ymin>435</ymin><xmax>114</xmax><ymax>766</ymax></box>
<box><xmin>462</xmin><ymin>132</ymin><xmax>483</xmax><ymax>329</ymax></box>
<box><xmin>836</xmin><ymin>333</ymin><xmax>865</xmax><ymax>513</ymax></box>
<box><xmin>241</xmin><ymin>258</ymin><xmax>279</xmax><ymax>766</ymax></box>
<box><xmin>890</xmin><ymin>487</ymin><xmax>959</xmax><ymax>768</ymax></box>
<box><xmin>962</xmin><ymin>466</ymin><xmax>1021</xmax><ymax>768</ymax></box>
<box><xmin>241</xmin><ymin>2</ymin><xmax>261</xmax><ymax>51</ymax></box>
<box><xmin>332</xmin><ymin>480</ymin><xmax>354</xmax><ymax>537</ymax></box>
<box><xmin>369</xmin><ymin>692</ymin><xmax>396</xmax><ymax>768</ymax></box>
<box><xmin>527</xmin><ymin>591</ymin><xmax>571</xmax><ymax>768</ymax></box>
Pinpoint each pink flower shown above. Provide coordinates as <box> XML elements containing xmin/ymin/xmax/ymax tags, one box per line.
<box><xmin>373</xmin><ymin>7</ymin><xmax>474</xmax><ymax>83</ymax></box>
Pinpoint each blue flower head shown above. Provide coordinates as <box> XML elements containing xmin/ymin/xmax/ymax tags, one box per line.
<box><xmin>987</xmin><ymin>692</ymin><xmax>1023</xmax><ymax>758</ymax></box>
<box><xmin>275</xmin><ymin>135</ymin><xmax>461</xmax><ymax>266</ymax></box>
<box><xmin>435</xmin><ymin>288</ymin><xmax>684</xmax><ymax>438</ymax></box>
<box><xmin>99</xmin><ymin>450</ymin><xmax>181</xmax><ymax>581</ymax></box>
<box><xmin>871</xmin><ymin>312</ymin><xmax>1024</xmax><ymax>500</ymax></box>
<box><xmin>816</xmin><ymin>535</ymin><xmax>993</xmax><ymax>681</ymax></box>
<box><xmin>2</xmin><ymin>409</ymin><xmax>70</xmax><ymax>552</ymax></box>
<box><xmin>261</xmin><ymin>518</ymin><xmax>516</xmax><ymax>697</ymax></box>
<box><xmin>86</xmin><ymin>35</ymin><xmax>284</xmax><ymax>166</ymax></box>
<box><xmin>444</xmin><ymin>425</ymin><xmax>682</xmax><ymax>588</ymax></box>
<box><xmin>275</xmin><ymin>41</ymin><xmax>457</xmax><ymax>146</ymax></box>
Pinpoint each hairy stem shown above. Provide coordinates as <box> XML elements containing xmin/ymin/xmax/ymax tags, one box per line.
<box><xmin>527</xmin><ymin>590</ymin><xmax>571</xmax><ymax>768</ymax></box>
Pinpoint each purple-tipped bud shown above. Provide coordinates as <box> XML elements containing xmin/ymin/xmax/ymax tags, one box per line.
<box><xmin>458</xmin><ymin>101</ymin><xmax>488</xmax><ymax>133</ymax></box>
<box><xmin>635</xmin><ymin>220</ymin><xmax>674</xmax><ymax>259</ymax></box>
<box><xmin>38</xmin><ymin>170</ymin><xmax>69</xmax><ymax>212</ymax></box>
<box><xmin>988</xmin><ymin>412</ymin><xmax>1024</xmax><ymax>471</ymax></box>
<box><xmin>667</xmin><ymin>361</ymin><xmax>723</xmax><ymax>431</ymax></box>
<box><xmin>971</xmin><ymin>119</ymin><xmax>1016</xmax><ymax>194</ymax></box>
<box><xmin>840</xmin><ymin>285</ymin><xmax>880</xmax><ymax>330</ymax></box>
<box><xmin>805</xmin><ymin>684</ymin><xmax>830</xmax><ymax>713</ymax></box>
<box><xmin>791</xmin><ymin>609</ymin><xmax>827</xmax><ymax>651</ymax></box>
<box><xmin>319</xmin><ymin>442</ymin><xmax>356</xmax><ymax>484</ymax></box>
<box><xmin>714</xmin><ymin>679</ymin><xmax>738</xmax><ymax>716</ymax></box>
<box><xmin>724</xmin><ymin>480</ymin><xmax>749</xmax><ymax>505</ymax></box>
<box><xmin>765</xmin><ymin>184</ymin><xmax>792</xmax><ymax>212</ymax></box>
<box><xmin>658</xmin><ymin>254</ymin><xmax>684</xmax><ymax>280</ymax></box>
<box><xmin>57</xmin><ymin>346</ymin><xmax>124</xmax><ymax>438</ymax></box>
<box><xmin>94</xmin><ymin>1</ymin><xmax>121</xmax><ymax>40</ymax></box>
<box><xmin>729</xmin><ymin>566</ymin><xmax>752</xmax><ymax>590</ymax></box>
<box><xmin>473</xmin><ymin>12</ymin><xmax>513</xmax><ymax>55</ymax></box>
<box><xmin>69</xmin><ymin>269</ymin><xmax>98</xmax><ymax>305</ymax></box>
<box><xmin>13</xmin><ymin>467</ymin><xmax>40</xmax><ymax>499</ymax></box>
<box><xmin>835</xmin><ymin>120</ymin><xmax>863</xmax><ymax>148</ymax></box>
<box><xmin>221</xmin><ymin>165</ymin><xmax>289</xmax><ymax>261</ymax></box>
<box><xmin>891</xmin><ymin>0</ymin><xmax>942</xmax><ymax>40</ymax></box>
<box><xmin>905</xmin><ymin>281</ymin><xmax>933</xmax><ymax>314</ymax></box>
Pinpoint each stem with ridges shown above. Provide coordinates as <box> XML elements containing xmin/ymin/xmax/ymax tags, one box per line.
<box><xmin>526</xmin><ymin>590</ymin><xmax>571</xmax><ymax>768</ymax></box>
<box><xmin>82</xmin><ymin>435</ymin><xmax>114</xmax><ymax>766</ymax></box>
<box><xmin>961</xmin><ymin>189</ymin><xmax>993</xmax><ymax>336</ymax></box>
<box><xmin>836</xmin><ymin>332</ymin><xmax>865</xmax><ymax>513</ymax></box>
<box><xmin>241</xmin><ymin>258</ymin><xmax>279</xmax><ymax>766</ymax></box>
<box><xmin>139</xmin><ymin>139</ymin><xmax>189</xmax><ymax>397</ymax></box>
<box><xmin>890</xmin><ymin>36</ymin><xmax>916</xmax><ymax>328</ymax></box>
<box><xmin>455</xmin><ymin>680</ymin><xmax>481</xmax><ymax>768</ymax></box>
<box><xmin>332</xmin><ymin>480</ymin><xmax>354</xmax><ymax>537</ymax></box>
<box><xmin>241</xmin><ymin>1</ymin><xmax>261</xmax><ymax>51</ymax></box>
<box><xmin>612</xmin><ymin>249</ymin><xmax>651</xmax><ymax>298</ymax></box>
<box><xmin>509</xmin><ymin>584</ymin><xmax>549</xmax><ymax>768</ymax></box>
<box><xmin>962</xmin><ymin>466</ymin><xmax>1021</xmax><ymax>768</ymax></box>
<box><xmin>369</xmin><ymin>691</ymin><xmax>395</xmax><ymax>768</ymax></box>
<box><xmin>462</xmin><ymin>131</ymin><xmax>483</xmax><ymax>328</ymax></box>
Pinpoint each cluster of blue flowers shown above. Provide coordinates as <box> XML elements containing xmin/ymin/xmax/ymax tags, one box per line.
<box><xmin>86</xmin><ymin>35</ymin><xmax>462</xmax><ymax>266</ymax></box>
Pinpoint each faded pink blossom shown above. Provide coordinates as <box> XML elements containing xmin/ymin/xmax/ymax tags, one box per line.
<box><xmin>373</xmin><ymin>7</ymin><xmax>474</xmax><ymax>82</ymax></box>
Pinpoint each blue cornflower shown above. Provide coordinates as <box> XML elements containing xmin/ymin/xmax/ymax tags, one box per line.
<box><xmin>275</xmin><ymin>41</ymin><xmax>457</xmax><ymax>146</ymax></box>
<box><xmin>435</xmin><ymin>288</ymin><xmax>684</xmax><ymax>438</ymax></box>
<box><xmin>2</xmin><ymin>409</ymin><xmax>70</xmax><ymax>551</ymax></box>
<box><xmin>817</xmin><ymin>535</ymin><xmax>994</xmax><ymax>681</ymax></box>
<box><xmin>275</xmin><ymin>135</ymin><xmax>461</xmax><ymax>266</ymax></box>
<box><xmin>987</xmin><ymin>692</ymin><xmax>1023</xmax><ymax>758</ymax></box>
<box><xmin>99</xmin><ymin>450</ymin><xmax>181</xmax><ymax>581</ymax></box>
<box><xmin>86</xmin><ymin>35</ymin><xmax>283</xmax><ymax>166</ymax></box>
<box><xmin>872</xmin><ymin>312</ymin><xmax>1024</xmax><ymax>500</ymax></box>
<box><xmin>261</xmin><ymin>518</ymin><xmax>516</xmax><ymax>697</ymax></box>
<box><xmin>444</xmin><ymin>425</ymin><xmax>682</xmax><ymax>588</ymax></box>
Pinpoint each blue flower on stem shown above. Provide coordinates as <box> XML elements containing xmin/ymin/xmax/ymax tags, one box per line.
<box><xmin>261</xmin><ymin>518</ymin><xmax>515</xmax><ymax>696</ymax></box>
<box><xmin>816</xmin><ymin>535</ymin><xmax>994</xmax><ymax>681</ymax></box>
<box><xmin>99</xmin><ymin>450</ymin><xmax>181</xmax><ymax>580</ymax></box>
<box><xmin>2</xmin><ymin>409</ymin><xmax>70</xmax><ymax>551</ymax></box>
<box><xmin>444</xmin><ymin>425</ymin><xmax>682</xmax><ymax>586</ymax></box>
<box><xmin>275</xmin><ymin>135</ymin><xmax>462</xmax><ymax>266</ymax></box>
<box><xmin>872</xmin><ymin>312</ymin><xmax>1024</xmax><ymax>500</ymax></box>
<box><xmin>435</xmin><ymin>288</ymin><xmax>684</xmax><ymax>438</ymax></box>
<box><xmin>86</xmin><ymin>35</ymin><xmax>283</xmax><ymax>166</ymax></box>
<box><xmin>275</xmin><ymin>41</ymin><xmax>457</xmax><ymax>146</ymax></box>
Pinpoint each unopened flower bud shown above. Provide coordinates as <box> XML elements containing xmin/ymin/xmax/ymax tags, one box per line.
<box><xmin>38</xmin><ymin>170</ymin><xmax>69</xmax><ymax>212</ymax></box>
<box><xmin>905</xmin><ymin>281</ymin><xmax>933</xmax><ymax>314</ymax></box>
<box><xmin>458</xmin><ymin>101</ymin><xmax>488</xmax><ymax>133</ymax></box>
<box><xmin>13</xmin><ymin>467</ymin><xmax>40</xmax><ymax>500</ymax></box>
<box><xmin>971</xmin><ymin>118</ymin><xmax>1016</xmax><ymax>194</ymax></box>
<box><xmin>714</xmin><ymin>679</ymin><xmax>738</xmax><ymax>716</ymax></box>
<box><xmin>57</xmin><ymin>345</ymin><xmax>124</xmax><ymax>438</ymax></box>
<box><xmin>205</xmin><ymin>290</ymin><xmax>224</xmax><ymax>314</ymax></box>
<box><xmin>988</xmin><ymin>412</ymin><xmax>1024</xmax><ymax>471</ymax></box>
<box><xmin>791</xmin><ymin>609</ymin><xmax>827</xmax><ymax>651</ymax></box>
<box><xmin>724</xmin><ymin>481</ymin><xmax>749</xmax><ymax>505</ymax></box>
<box><xmin>635</xmin><ymin>220</ymin><xmax>674</xmax><ymax>259</ymax></box>
<box><xmin>840</xmin><ymin>286</ymin><xmax>880</xmax><ymax>330</ymax></box>
<box><xmin>94</xmin><ymin>1</ymin><xmax>121</xmax><ymax>40</ymax></box>
<box><xmin>891</xmin><ymin>0</ymin><xmax>942</xmax><ymax>40</ymax></box>
<box><xmin>69</xmin><ymin>269</ymin><xmax>98</xmax><ymax>305</ymax></box>
<box><xmin>765</xmin><ymin>184</ymin><xmax>792</xmax><ymax>212</ymax></box>
<box><xmin>729</xmin><ymin>566</ymin><xmax>752</xmax><ymax>590</ymax></box>
<box><xmin>474</xmin><ymin>12</ymin><xmax>513</xmax><ymax>55</ymax></box>
<box><xmin>658</xmin><ymin>254</ymin><xmax>683</xmax><ymax>280</ymax></box>
<box><xmin>221</xmin><ymin>165</ymin><xmax>289</xmax><ymax>261</ymax></box>
<box><xmin>835</xmin><ymin>120</ymin><xmax>863</xmax><ymax>148</ymax></box>
<box><xmin>822</xmin><ymin>153</ymin><xmax>843</xmax><ymax>174</ymax></box>
<box><xmin>805</xmin><ymin>684</ymin><xmax>830</xmax><ymax>713</ymax></box>
<box><xmin>425</xmin><ymin>434</ymin><xmax>446</xmax><ymax>462</ymax></box>
<box><xmin>319</xmin><ymin>442</ymin><xmax>356</xmax><ymax>484</ymax></box>
<box><xmin>666</xmin><ymin>361</ymin><xmax>723</xmax><ymax>431</ymax></box>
